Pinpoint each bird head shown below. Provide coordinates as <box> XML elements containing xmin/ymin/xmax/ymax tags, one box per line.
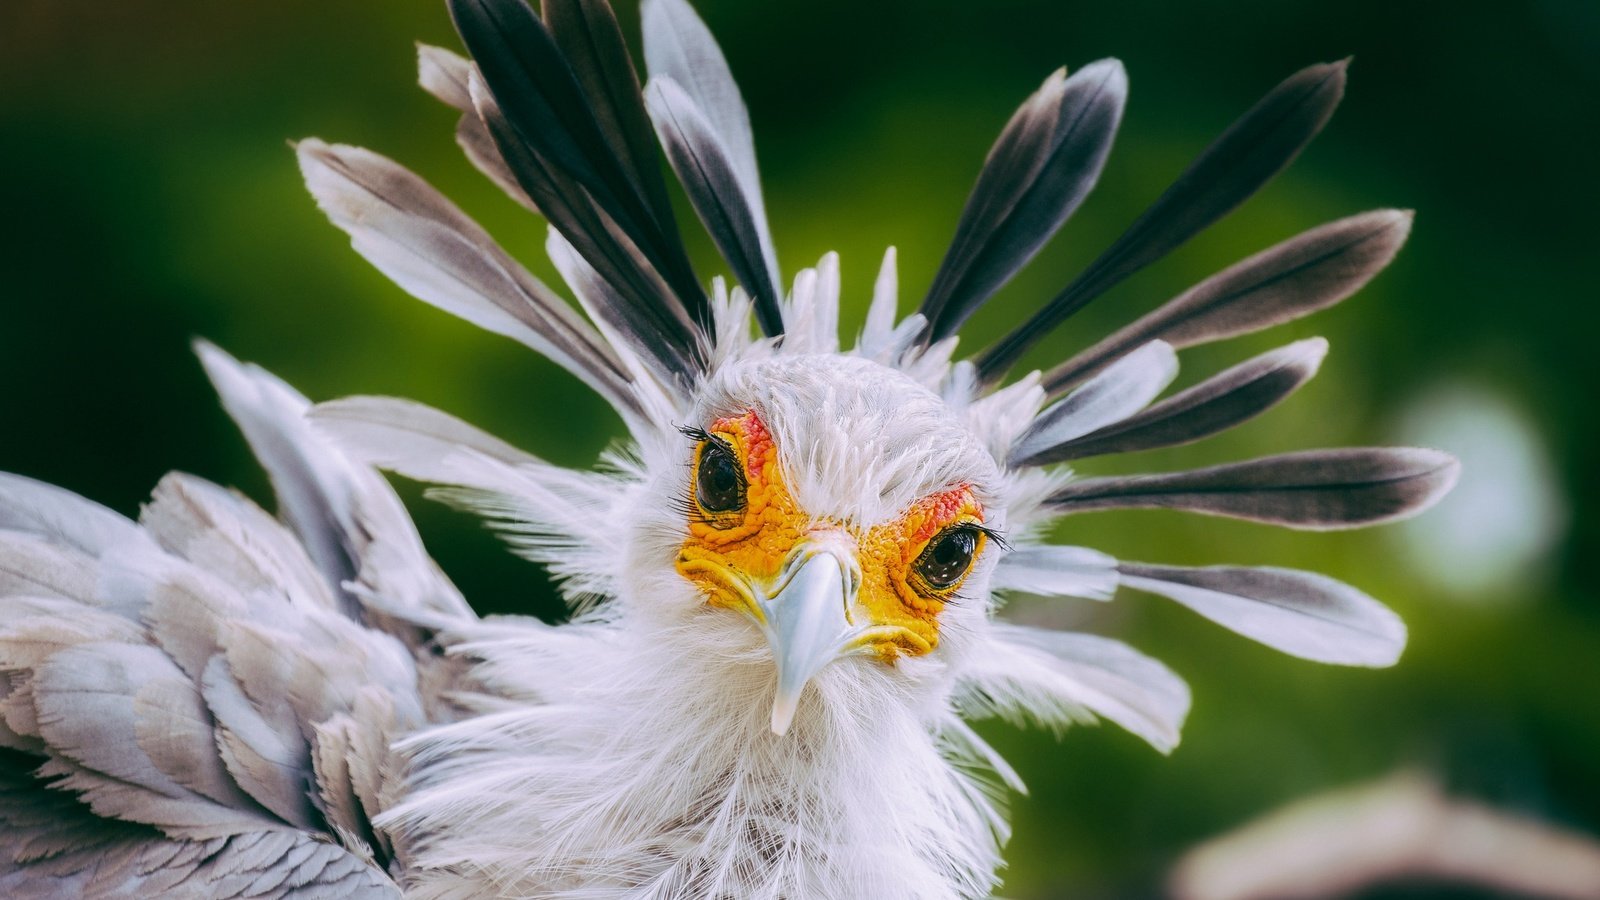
<box><xmin>636</xmin><ymin>353</ymin><xmax>1004</xmax><ymax>734</ymax></box>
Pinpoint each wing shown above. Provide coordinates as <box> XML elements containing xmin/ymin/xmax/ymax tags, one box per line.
<box><xmin>0</xmin><ymin>344</ymin><xmax>477</xmax><ymax>895</ymax></box>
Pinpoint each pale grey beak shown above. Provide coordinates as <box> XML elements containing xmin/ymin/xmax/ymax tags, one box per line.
<box><xmin>757</xmin><ymin>544</ymin><xmax>865</xmax><ymax>736</ymax></box>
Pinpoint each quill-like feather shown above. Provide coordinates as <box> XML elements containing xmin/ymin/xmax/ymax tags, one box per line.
<box><xmin>642</xmin><ymin>0</ymin><xmax>777</xmax><ymax>295</ymax></box>
<box><xmin>977</xmin><ymin>60</ymin><xmax>1348</xmax><ymax>382</ymax></box>
<box><xmin>1027</xmin><ymin>338</ymin><xmax>1327</xmax><ymax>463</ymax></box>
<box><xmin>467</xmin><ymin>71</ymin><xmax>708</xmax><ymax>384</ymax></box>
<box><xmin>1043</xmin><ymin>210</ymin><xmax>1410</xmax><ymax>394</ymax></box>
<box><xmin>310</xmin><ymin>396</ymin><xmax>545</xmax><ymax>481</ymax></box>
<box><xmin>991</xmin><ymin>545</ymin><xmax>1119</xmax><ymax>601</ymax></box>
<box><xmin>417</xmin><ymin>44</ymin><xmax>536</xmax><ymax>211</ymax></box>
<box><xmin>1010</xmin><ymin>340</ymin><xmax>1177</xmax><ymax>466</ymax></box>
<box><xmin>543</xmin><ymin>0</ymin><xmax>679</xmax><ymax>235</ymax></box>
<box><xmin>858</xmin><ymin>247</ymin><xmax>901</xmax><ymax>358</ymax></box>
<box><xmin>1047</xmin><ymin>447</ymin><xmax>1460</xmax><ymax>529</ymax></box>
<box><xmin>298</xmin><ymin>140</ymin><xmax>643</xmax><ymax>420</ymax></box>
<box><xmin>921</xmin><ymin>60</ymin><xmax>1126</xmax><ymax>341</ymax></box>
<box><xmin>1119</xmin><ymin>563</ymin><xmax>1405</xmax><ymax>666</ymax></box>
<box><xmin>448</xmin><ymin>0</ymin><xmax>705</xmax><ymax>318</ymax></box>
<box><xmin>646</xmin><ymin>76</ymin><xmax>784</xmax><ymax>334</ymax></box>
<box><xmin>959</xmin><ymin>624</ymin><xmax>1190</xmax><ymax>753</ymax></box>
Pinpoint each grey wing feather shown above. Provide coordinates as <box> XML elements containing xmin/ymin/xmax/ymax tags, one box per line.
<box><xmin>0</xmin><ymin>346</ymin><xmax>476</xmax><ymax>891</ymax></box>
<box><xmin>196</xmin><ymin>340</ymin><xmax>474</xmax><ymax>628</ymax></box>
<box><xmin>0</xmin><ymin>475</ymin><xmax>156</xmax><ymax>558</ymax></box>
<box><xmin>196</xmin><ymin>343</ymin><xmax>362</xmax><ymax>615</ymax></box>
<box><xmin>0</xmin><ymin>760</ymin><xmax>398</xmax><ymax>898</ymax></box>
<box><xmin>0</xmin><ymin>533</ymin><xmax>101</xmax><ymax>613</ymax></box>
<box><xmin>0</xmin><ymin>489</ymin><xmax>408</xmax><ymax>890</ymax></box>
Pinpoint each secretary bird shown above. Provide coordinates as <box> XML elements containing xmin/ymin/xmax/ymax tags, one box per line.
<box><xmin>0</xmin><ymin>0</ymin><xmax>1457</xmax><ymax>896</ymax></box>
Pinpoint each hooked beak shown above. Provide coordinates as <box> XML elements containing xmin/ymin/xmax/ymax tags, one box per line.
<box><xmin>755</xmin><ymin>543</ymin><xmax>867</xmax><ymax>736</ymax></box>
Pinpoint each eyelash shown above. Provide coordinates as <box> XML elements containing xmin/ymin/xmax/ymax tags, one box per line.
<box><xmin>677</xmin><ymin>424</ymin><xmax>713</xmax><ymax>443</ymax></box>
<box><xmin>679</xmin><ymin>425</ymin><xmax>741</xmax><ymax>469</ymax></box>
<box><xmin>968</xmin><ymin>524</ymin><xmax>1009</xmax><ymax>552</ymax></box>
<box><xmin>677</xmin><ymin>425</ymin><xmax>747</xmax><ymax>524</ymax></box>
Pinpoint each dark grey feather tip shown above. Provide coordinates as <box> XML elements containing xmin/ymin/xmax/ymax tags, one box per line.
<box><xmin>1023</xmin><ymin>337</ymin><xmax>1328</xmax><ymax>464</ymax></box>
<box><xmin>645</xmin><ymin>76</ymin><xmax>785</xmax><ymax>336</ymax></box>
<box><xmin>977</xmin><ymin>59</ymin><xmax>1350</xmax><ymax>384</ymax></box>
<box><xmin>921</xmin><ymin>59</ymin><xmax>1128</xmax><ymax>342</ymax></box>
<box><xmin>1044</xmin><ymin>209</ymin><xmax>1411</xmax><ymax>394</ymax></box>
<box><xmin>448</xmin><ymin>0</ymin><xmax>708</xmax><ymax>326</ymax></box>
<box><xmin>542</xmin><ymin>0</ymin><xmax>681</xmax><ymax>240</ymax></box>
<box><xmin>1047</xmin><ymin>446</ymin><xmax>1461</xmax><ymax>530</ymax></box>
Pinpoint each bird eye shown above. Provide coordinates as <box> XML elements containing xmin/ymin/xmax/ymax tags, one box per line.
<box><xmin>695</xmin><ymin>440</ymin><xmax>746</xmax><ymax>515</ymax></box>
<box><xmin>915</xmin><ymin>526</ymin><xmax>980</xmax><ymax>591</ymax></box>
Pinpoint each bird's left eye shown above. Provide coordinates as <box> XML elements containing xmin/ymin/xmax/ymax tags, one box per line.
<box><xmin>914</xmin><ymin>526</ymin><xmax>980</xmax><ymax>591</ymax></box>
<box><xmin>695</xmin><ymin>440</ymin><xmax>746</xmax><ymax>515</ymax></box>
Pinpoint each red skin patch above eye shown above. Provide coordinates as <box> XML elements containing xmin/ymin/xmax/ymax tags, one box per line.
<box><xmin>907</xmin><ymin>486</ymin><xmax>980</xmax><ymax>548</ymax></box>
<box><xmin>712</xmin><ymin>411</ymin><xmax>775</xmax><ymax>490</ymax></box>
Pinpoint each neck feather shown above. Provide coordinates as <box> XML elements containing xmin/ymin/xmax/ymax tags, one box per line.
<box><xmin>384</xmin><ymin>608</ymin><xmax>1006</xmax><ymax>899</ymax></box>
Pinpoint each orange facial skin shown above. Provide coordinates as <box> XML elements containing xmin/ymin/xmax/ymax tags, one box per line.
<box><xmin>677</xmin><ymin>411</ymin><xmax>804</xmax><ymax>620</ymax></box>
<box><xmin>857</xmin><ymin>486</ymin><xmax>985</xmax><ymax>655</ymax></box>
<box><xmin>674</xmin><ymin>410</ymin><xmax>987</xmax><ymax>658</ymax></box>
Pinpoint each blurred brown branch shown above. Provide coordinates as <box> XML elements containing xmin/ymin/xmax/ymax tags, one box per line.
<box><xmin>1170</xmin><ymin>770</ymin><xmax>1600</xmax><ymax>899</ymax></box>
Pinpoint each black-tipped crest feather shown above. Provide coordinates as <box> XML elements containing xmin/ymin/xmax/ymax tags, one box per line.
<box><xmin>1047</xmin><ymin>447</ymin><xmax>1459</xmax><ymax>529</ymax></box>
<box><xmin>1020</xmin><ymin>338</ymin><xmax>1327</xmax><ymax>464</ymax></box>
<box><xmin>542</xmin><ymin>0</ymin><xmax>680</xmax><ymax>236</ymax></box>
<box><xmin>921</xmin><ymin>60</ymin><xmax>1127</xmax><ymax>342</ymax></box>
<box><xmin>647</xmin><ymin>77</ymin><xmax>785</xmax><ymax>335</ymax></box>
<box><xmin>448</xmin><ymin>0</ymin><xmax>710</xmax><ymax>354</ymax></box>
<box><xmin>977</xmin><ymin>60</ymin><xmax>1348</xmax><ymax>383</ymax></box>
<box><xmin>641</xmin><ymin>0</ymin><xmax>783</xmax><ymax>335</ymax></box>
<box><xmin>1044</xmin><ymin>209</ymin><xmax>1410</xmax><ymax>394</ymax></box>
<box><xmin>468</xmin><ymin>71</ymin><xmax>705</xmax><ymax>383</ymax></box>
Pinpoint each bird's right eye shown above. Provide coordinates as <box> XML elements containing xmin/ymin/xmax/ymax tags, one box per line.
<box><xmin>695</xmin><ymin>439</ymin><xmax>747</xmax><ymax>517</ymax></box>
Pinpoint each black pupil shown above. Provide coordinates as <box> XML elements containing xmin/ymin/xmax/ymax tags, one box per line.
<box><xmin>696</xmin><ymin>445</ymin><xmax>744</xmax><ymax>512</ymax></box>
<box><xmin>920</xmin><ymin>528</ymin><xmax>977</xmax><ymax>588</ymax></box>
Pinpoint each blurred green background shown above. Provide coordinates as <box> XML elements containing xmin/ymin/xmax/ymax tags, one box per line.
<box><xmin>2</xmin><ymin>0</ymin><xmax>1595</xmax><ymax>896</ymax></box>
